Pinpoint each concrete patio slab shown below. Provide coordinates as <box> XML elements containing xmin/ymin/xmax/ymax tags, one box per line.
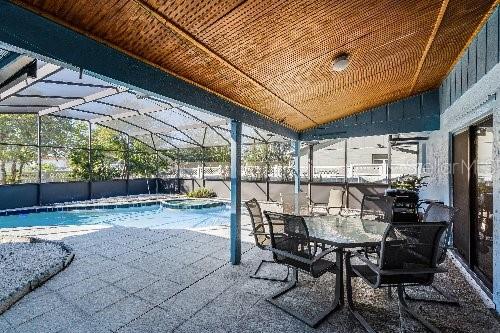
<box><xmin>1</xmin><ymin>220</ymin><xmax>499</xmax><ymax>333</ymax></box>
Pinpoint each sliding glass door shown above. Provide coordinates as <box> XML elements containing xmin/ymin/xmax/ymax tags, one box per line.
<box><xmin>452</xmin><ymin>116</ymin><xmax>493</xmax><ymax>290</ymax></box>
<box><xmin>471</xmin><ymin>117</ymin><xmax>493</xmax><ymax>287</ymax></box>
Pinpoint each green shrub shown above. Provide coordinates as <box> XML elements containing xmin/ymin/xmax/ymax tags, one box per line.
<box><xmin>186</xmin><ymin>187</ymin><xmax>216</xmax><ymax>198</ymax></box>
<box><xmin>391</xmin><ymin>174</ymin><xmax>428</xmax><ymax>193</ymax></box>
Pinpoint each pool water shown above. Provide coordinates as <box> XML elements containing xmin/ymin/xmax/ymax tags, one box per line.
<box><xmin>0</xmin><ymin>204</ymin><xmax>231</xmax><ymax>229</ymax></box>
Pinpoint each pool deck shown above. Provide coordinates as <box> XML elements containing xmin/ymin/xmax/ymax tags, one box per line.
<box><xmin>1</xmin><ymin>202</ymin><xmax>499</xmax><ymax>332</ymax></box>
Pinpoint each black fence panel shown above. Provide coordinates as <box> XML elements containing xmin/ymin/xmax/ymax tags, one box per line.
<box><xmin>40</xmin><ymin>182</ymin><xmax>89</xmax><ymax>205</ymax></box>
<box><xmin>128</xmin><ymin>179</ymin><xmax>156</xmax><ymax>195</ymax></box>
<box><xmin>91</xmin><ymin>180</ymin><xmax>128</xmax><ymax>199</ymax></box>
<box><xmin>0</xmin><ymin>184</ymin><xmax>38</xmax><ymax>210</ymax></box>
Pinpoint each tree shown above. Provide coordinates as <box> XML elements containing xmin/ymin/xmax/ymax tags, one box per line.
<box><xmin>243</xmin><ymin>142</ymin><xmax>292</xmax><ymax>181</ymax></box>
<box><xmin>176</xmin><ymin>146</ymin><xmax>229</xmax><ymax>163</ymax></box>
<box><xmin>0</xmin><ymin>114</ymin><xmax>37</xmax><ymax>184</ymax></box>
<box><xmin>68</xmin><ymin>126</ymin><xmax>127</xmax><ymax>181</ymax></box>
<box><xmin>68</xmin><ymin>127</ymin><xmax>172</xmax><ymax>181</ymax></box>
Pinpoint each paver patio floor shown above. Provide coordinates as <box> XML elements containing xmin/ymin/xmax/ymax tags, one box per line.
<box><xmin>1</xmin><ymin>215</ymin><xmax>499</xmax><ymax>333</ymax></box>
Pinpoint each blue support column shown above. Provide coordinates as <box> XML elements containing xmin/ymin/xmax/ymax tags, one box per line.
<box><xmin>493</xmin><ymin>93</ymin><xmax>500</xmax><ymax>312</ymax></box>
<box><xmin>230</xmin><ymin>120</ymin><xmax>242</xmax><ymax>265</ymax></box>
<box><xmin>293</xmin><ymin>140</ymin><xmax>301</xmax><ymax>214</ymax></box>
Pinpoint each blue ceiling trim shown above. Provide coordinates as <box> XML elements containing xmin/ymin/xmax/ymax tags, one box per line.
<box><xmin>0</xmin><ymin>1</ymin><xmax>298</xmax><ymax>139</ymax></box>
<box><xmin>300</xmin><ymin>89</ymin><xmax>441</xmax><ymax>141</ymax></box>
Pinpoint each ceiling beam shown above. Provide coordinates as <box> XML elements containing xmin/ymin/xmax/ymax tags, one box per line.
<box><xmin>132</xmin><ymin>0</ymin><xmax>317</xmax><ymax>127</ymax></box>
<box><xmin>88</xmin><ymin>103</ymin><xmax>170</xmax><ymax>123</ymax></box>
<box><xmin>172</xmin><ymin>106</ymin><xmax>230</xmax><ymax>145</ymax></box>
<box><xmin>41</xmin><ymin>79</ymin><xmax>115</xmax><ymax>89</ymax></box>
<box><xmin>154</xmin><ymin>120</ymin><xmax>228</xmax><ymax>133</ymax></box>
<box><xmin>38</xmin><ymin>86</ymin><xmax>127</xmax><ymax>115</ymax></box>
<box><xmin>0</xmin><ymin>62</ymin><xmax>60</xmax><ymax>100</ymax></box>
<box><xmin>409</xmin><ymin>0</ymin><xmax>450</xmax><ymax>93</ymax></box>
<box><xmin>0</xmin><ymin>1</ymin><xmax>298</xmax><ymax>139</ymax></box>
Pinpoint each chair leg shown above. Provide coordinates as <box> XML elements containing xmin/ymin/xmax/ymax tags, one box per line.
<box><xmin>266</xmin><ymin>268</ymin><xmax>339</xmax><ymax>328</ymax></box>
<box><xmin>397</xmin><ymin>285</ymin><xmax>441</xmax><ymax>333</ymax></box>
<box><xmin>404</xmin><ymin>284</ymin><xmax>459</xmax><ymax>306</ymax></box>
<box><xmin>345</xmin><ymin>253</ymin><xmax>376</xmax><ymax>333</ymax></box>
<box><xmin>250</xmin><ymin>259</ymin><xmax>289</xmax><ymax>282</ymax></box>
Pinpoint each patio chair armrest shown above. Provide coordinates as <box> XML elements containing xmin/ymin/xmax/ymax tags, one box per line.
<box><xmin>312</xmin><ymin>246</ymin><xmax>339</xmax><ymax>262</ymax></box>
<box><xmin>248</xmin><ymin>231</ymin><xmax>271</xmax><ymax>239</ymax></box>
<box><xmin>269</xmin><ymin>248</ymin><xmax>314</xmax><ymax>266</ymax></box>
<box><xmin>249</xmin><ymin>231</ymin><xmax>269</xmax><ymax>236</ymax></box>
<box><xmin>351</xmin><ymin>251</ymin><xmax>381</xmax><ymax>273</ymax></box>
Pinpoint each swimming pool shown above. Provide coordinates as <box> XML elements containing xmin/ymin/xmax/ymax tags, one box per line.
<box><xmin>0</xmin><ymin>204</ymin><xmax>231</xmax><ymax>229</ymax></box>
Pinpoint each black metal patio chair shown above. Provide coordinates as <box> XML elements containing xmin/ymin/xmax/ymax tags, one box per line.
<box><xmin>404</xmin><ymin>203</ymin><xmax>459</xmax><ymax>305</ymax></box>
<box><xmin>263</xmin><ymin>211</ymin><xmax>339</xmax><ymax>328</ymax></box>
<box><xmin>360</xmin><ymin>194</ymin><xmax>395</xmax><ymax>223</ymax></box>
<box><xmin>345</xmin><ymin>222</ymin><xmax>448</xmax><ymax>333</ymax></box>
<box><xmin>244</xmin><ymin>199</ymin><xmax>290</xmax><ymax>282</ymax></box>
<box><xmin>360</xmin><ymin>195</ymin><xmax>395</xmax><ymax>261</ymax></box>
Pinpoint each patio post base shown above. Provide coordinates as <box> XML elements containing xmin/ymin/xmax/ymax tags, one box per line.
<box><xmin>250</xmin><ymin>260</ymin><xmax>290</xmax><ymax>282</ymax></box>
<box><xmin>266</xmin><ymin>268</ymin><xmax>340</xmax><ymax>328</ymax></box>
<box><xmin>404</xmin><ymin>285</ymin><xmax>460</xmax><ymax>306</ymax></box>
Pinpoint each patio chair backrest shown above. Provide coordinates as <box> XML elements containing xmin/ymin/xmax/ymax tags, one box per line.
<box><xmin>280</xmin><ymin>192</ymin><xmax>310</xmax><ymax>215</ymax></box>
<box><xmin>244</xmin><ymin>199</ymin><xmax>269</xmax><ymax>249</ymax></box>
<box><xmin>327</xmin><ymin>188</ymin><xmax>345</xmax><ymax>214</ymax></box>
<box><xmin>422</xmin><ymin>203</ymin><xmax>455</xmax><ymax>264</ymax></box>
<box><xmin>360</xmin><ymin>195</ymin><xmax>395</xmax><ymax>222</ymax></box>
<box><xmin>264</xmin><ymin>211</ymin><xmax>313</xmax><ymax>262</ymax></box>
<box><xmin>378</xmin><ymin>222</ymin><xmax>448</xmax><ymax>285</ymax></box>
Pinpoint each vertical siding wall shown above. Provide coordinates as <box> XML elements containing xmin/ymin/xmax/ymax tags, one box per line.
<box><xmin>440</xmin><ymin>6</ymin><xmax>499</xmax><ymax>111</ymax></box>
<box><xmin>424</xmin><ymin>4</ymin><xmax>500</xmax><ymax>309</ymax></box>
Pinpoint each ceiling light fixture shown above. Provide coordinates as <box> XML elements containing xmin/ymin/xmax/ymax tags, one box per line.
<box><xmin>331</xmin><ymin>53</ymin><xmax>350</xmax><ymax>72</ymax></box>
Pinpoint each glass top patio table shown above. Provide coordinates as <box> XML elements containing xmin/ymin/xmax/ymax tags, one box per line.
<box><xmin>303</xmin><ymin>215</ymin><xmax>389</xmax><ymax>248</ymax></box>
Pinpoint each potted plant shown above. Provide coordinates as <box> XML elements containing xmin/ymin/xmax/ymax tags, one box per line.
<box><xmin>391</xmin><ymin>174</ymin><xmax>428</xmax><ymax>194</ymax></box>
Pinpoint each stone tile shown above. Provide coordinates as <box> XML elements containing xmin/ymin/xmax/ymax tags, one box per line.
<box><xmin>0</xmin><ymin>317</ymin><xmax>12</xmax><ymax>332</ymax></box>
<box><xmin>92</xmin><ymin>295</ymin><xmax>154</xmax><ymax>331</ymax></box>
<box><xmin>189</xmin><ymin>291</ymin><xmax>260</xmax><ymax>331</ymax></box>
<box><xmin>72</xmin><ymin>284</ymin><xmax>128</xmax><ymax>315</ymax></box>
<box><xmin>14</xmin><ymin>304</ymin><xmax>86</xmax><ymax>333</ymax></box>
<box><xmin>137</xmin><ymin>240</ymin><xmax>172</xmax><ymax>254</ymax></box>
<box><xmin>97</xmin><ymin>264</ymin><xmax>142</xmax><ymax>284</ymax></box>
<box><xmin>42</xmin><ymin>266</ymin><xmax>92</xmax><ymax>291</ymax></box>
<box><xmin>113</xmin><ymin>271</ymin><xmax>160</xmax><ymax>294</ymax></box>
<box><xmin>113</xmin><ymin>250</ymin><xmax>148</xmax><ymax>264</ymax></box>
<box><xmin>158</xmin><ymin>285</ymin><xmax>222</xmax><ymax>320</ymax></box>
<box><xmin>57</xmin><ymin>319</ymin><xmax>114</xmax><ymax>333</ymax></box>
<box><xmin>189</xmin><ymin>255</ymin><xmax>227</xmax><ymax>271</ymax></box>
<box><xmin>154</xmin><ymin>246</ymin><xmax>186</xmax><ymax>259</ymax></box>
<box><xmin>98</xmin><ymin>246</ymin><xmax>135</xmax><ymax>259</ymax></box>
<box><xmin>58</xmin><ymin>276</ymin><xmax>109</xmax><ymax>302</ymax></box>
<box><xmin>117</xmin><ymin>307</ymin><xmax>184</xmax><ymax>333</ymax></box>
<box><xmin>2</xmin><ymin>291</ymin><xmax>66</xmax><ymax>326</ymax></box>
<box><xmin>128</xmin><ymin>254</ymin><xmax>185</xmax><ymax>277</ymax></box>
<box><xmin>178</xmin><ymin>250</ymin><xmax>208</xmax><ymax>266</ymax></box>
<box><xmin>163</xmin><ymin>265</ymin><xmax>210</xmax><ymax>286</ymax></box>
<box><xmin>135</xmin><ymin>278</ymin><xmax>184</xmax><ymax>305</ymax></box>
<box><xmin>174</xmin><ymin>321</ymin><xmax>227</xmax><ymax>333</ymax></box>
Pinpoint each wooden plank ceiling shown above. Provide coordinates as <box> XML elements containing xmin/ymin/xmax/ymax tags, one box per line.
<box><xmin>13</xmin><ymin>0</ymin><xmax>498</xmax><ymax>132</ymax></box>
